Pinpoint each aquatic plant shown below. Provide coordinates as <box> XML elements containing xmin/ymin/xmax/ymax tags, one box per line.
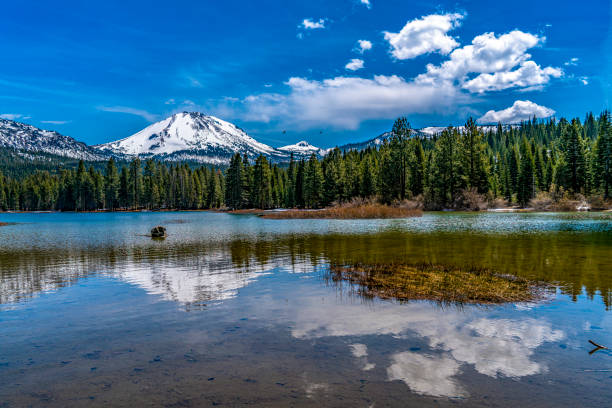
<box><xmin>327</xmin><ymin>262</ymin><xmax>546</xmax><ymax>304</ymax></box>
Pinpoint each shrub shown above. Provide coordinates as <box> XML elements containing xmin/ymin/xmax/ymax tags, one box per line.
<box><xmin>452</xmin><ymin>188</ymin><xmax>488</xmax><ymax>211</ymax></box>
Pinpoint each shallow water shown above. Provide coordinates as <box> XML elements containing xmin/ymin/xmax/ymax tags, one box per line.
<box><xmin>1</xmin><ymin>211</ymin><xmax>612</xmax><ymax>407</ymax></box>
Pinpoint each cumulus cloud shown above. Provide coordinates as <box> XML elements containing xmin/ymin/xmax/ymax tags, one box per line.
<box><xmin>301</xmin><ymin>18</ymin><xmax>326</xmax><ymax>30</ymax></box>
<box><xmin>345</xmin><ymin>58</ymin><xmax>365</xmax><ymax>71</ymax></box>
<box><xmin>218</xmin><ymin>26</ymin><xmax>561</xmax><ymax>130</ymax></box>
<box><xmin>355</xmin><ymin>39</ymin><xmax>372</xmax><ymax>54</ymax></box>
<box><xmin>229</xmin><ymin>75</ymin><xmax>464</xmax><ymax>129</ymax></box>
<box><xmin>97</xmin><ymin>106</ymin><xmax>159</xmax><ymax>122</ymax></box>
<box><xmin>387</xmin><ymin>352</ymin><xmax>465</xmax><ymax>397</ymax></box>
<box><xmin>360</xmin><ymin>0</ymin><xmax>371</xmax><ymax>8</ymax></box>
<box><xmin>478</xmin><ymin>100</ymin><xmax>555</xmax><ymax>124</ymax></box>
<box><xmin>384</xmin><ymin>13</ymin><xmax>464</xmax><ymax>59</ymax></box>
<box><xmin>463</xmin><ymin>61</ymin><xmax>562</xmax><ymax>93</ymax></box>
<box><xmin>416</xmin><ymin>30</ymin><xmax>562</xmax><ymax>93</ymax></box>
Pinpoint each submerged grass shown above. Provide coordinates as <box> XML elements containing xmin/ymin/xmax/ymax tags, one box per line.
<box><xmin>328</xmin><ymin>263</ymin><xmax>545</xmax><ymax>304</ymax></box>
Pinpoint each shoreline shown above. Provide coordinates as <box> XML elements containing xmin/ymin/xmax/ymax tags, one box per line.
<box><xmin>0</xmin><ymin>208</ymin><xmax>610</xmax><ymax>216</ymax></box>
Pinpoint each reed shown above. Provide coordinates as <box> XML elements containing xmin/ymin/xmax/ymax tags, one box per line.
<box><xmin>261</xmin><ymin>199</ymin><xmax>423</xmax><ymax>219</ymax></box>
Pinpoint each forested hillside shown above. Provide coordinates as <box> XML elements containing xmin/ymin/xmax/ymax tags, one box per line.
<box><xmin>0</xmin><ymin>111</ymin><xmax>610</xmax><ymax>211</ymax></box>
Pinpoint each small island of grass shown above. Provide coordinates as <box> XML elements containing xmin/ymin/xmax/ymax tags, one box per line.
<box><xmin>328</xmin><ymin>262</ymin><xmax>546</xmax><ymax>304</ymax></box>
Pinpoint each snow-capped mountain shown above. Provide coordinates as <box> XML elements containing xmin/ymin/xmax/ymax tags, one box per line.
<box><xmin>278</xmin><ymin>140</ymin><xmax>326</xmax><ymax>157</ymax></box>
<box><xmin>95</xmin><ymin>112</ymin><xmax>287</xmax><ymax>164</ymax></box>
<box><xmin>0</xmin><ymin>113</ymin><xmax>521</xmax><ymax>166</ymax></box>
<box><xmin>420</xmin><ymin>124</ymin><xmax>516</xmax><ymax>136</ymax></box>
<box><xmin>0</xmin><ymin>119</ymin><xmax>107</xmax><ymax>161</ymax></box>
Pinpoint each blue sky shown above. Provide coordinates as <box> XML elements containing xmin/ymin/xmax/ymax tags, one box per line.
<box><xmin>0</xmin><ymin>0</ymin><xmax>610</xmax><ymax>148</ymax></box>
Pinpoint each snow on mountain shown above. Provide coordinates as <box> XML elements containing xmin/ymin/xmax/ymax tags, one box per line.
<box><xmin>94</xmin><ymin>112</ymin><xmax>284</xmax><ymax>164</ymax></box>
<box><xmin>278</xmin><ymin>140</ymin><xmax>325</xmax><ymax>157</ymax></box>
<box><xmin>0</xmin><ymin>112</ymin><xmax>523</xmax><ymax>166</ymax></box>
<box><xmin>0</xmin><ymin>119</ymin><xmax>106</xmax><ymax>161</ymax></box>
<box><xmin>420</xmin><ymin>124</ymin><xmax>516</xmax><ymax>136</ymax></box>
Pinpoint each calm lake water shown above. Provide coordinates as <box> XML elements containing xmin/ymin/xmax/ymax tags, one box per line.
<box><xmin>1</xmin><ymin>211</ymin><xmax>612</xmax><ymax>407</ymax></box>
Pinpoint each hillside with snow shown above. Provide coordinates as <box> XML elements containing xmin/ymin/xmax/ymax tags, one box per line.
<box><xmin>94</xmin><ymin>112</ymin><xmax>330</xmax><ymax>163</ymax></box>
<box><xmin>0</xmin><ymin>119</ymin><xmax>107</xmax><ymax>161</ymax></box>
<box><xmin>94</xmin><ymin>112</ymin><xmax>288</xmax><ymax>164</ymax></box>
<box><xmin>0</xmin><ymin>113</ymin><xmax>521</xmax><ymax>166</ymax></box>
<box><xmin>278</xmin><ymin>141</ymin><xmax>326</xmax><ymax>157</ymax></box>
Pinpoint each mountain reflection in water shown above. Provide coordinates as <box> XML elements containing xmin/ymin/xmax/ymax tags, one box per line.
<box><xmin>1</xmin><ymin>224</ymin><xmax>611</xmax><ymax>308</ymax></box>
<box><xmin>1</xmin><ymin>212</ymin><xmax>611</xmax><ymax>406</ymax></box>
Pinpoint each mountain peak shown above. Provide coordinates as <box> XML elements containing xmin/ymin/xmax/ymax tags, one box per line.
<box><xmin>0</xmin><ymin>118</ymin><xmax>106</xmax><ymax>161</ymax></box>
<box><xmin>94</xmin><ymin>112</ymin><xmax>277</xmax><ymax>163</ymax></box>
<box><xmin>278</xmin><ymin>140</ymin><xmax>322</xmax><ymax>155</ymax></box>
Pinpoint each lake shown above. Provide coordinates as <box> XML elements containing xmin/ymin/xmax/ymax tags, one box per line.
<box><xmin>1</xmin><ymin>211</ymin><xmax>612</xmax><ymax>407</ymax></box>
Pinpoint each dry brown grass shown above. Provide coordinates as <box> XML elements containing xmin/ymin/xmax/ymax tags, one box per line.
<box><xmin>261</xmin><ymin>203</ymin><xmax>422</xmax><ymax>219</ymax></box>
<box><xmin>328</xmin><ymin>262</ymin><xmax>544</xmax><ymax>304</ymax></box>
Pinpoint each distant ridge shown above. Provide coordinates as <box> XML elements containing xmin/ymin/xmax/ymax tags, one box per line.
<box><xmin>0</xmin><ymin>113</ymin><xmax>521</xmax><ymax>165</ymax></box>
<box><xmin>0</xmin><ymin>118</ymin><xmax>107</xmax><ymax>161</ymax></box>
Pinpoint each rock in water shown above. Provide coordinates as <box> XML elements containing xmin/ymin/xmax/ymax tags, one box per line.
<box><xmin>151</xmin><ymin>226</ymin><xmax>166</xmax><ymax>238</ymax></box>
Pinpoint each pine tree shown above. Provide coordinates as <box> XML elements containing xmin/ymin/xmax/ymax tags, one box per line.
<box><xmin>225</xmin><ymin>153</ymin><xmax>243</xmax><ymax>210</ymax></box>
<box><xmin>409</xmin><ymin>139</ymin><xmax>425</xmax><ymax>197</ymax></box>
<box><xmin>286</xmin><ymin>153</ymin><xmax>296</xmax><ymax>207</ymax></box>
<box><xmin>119</xmin><ymin>166</ymin><xmax>129</xmax><ymax>208</ymax></box>
<box><xmin>517</xmin><ymin>138</ymin><xmax>535</xmax><ymax>206</ymax></box>
<box><xmin>304</xmin><ymin>153</ymin><xmax>324</xmax><ymax>208</ymax></box>
<box><xmin>556</xmin><ymin>119</ymin><xmax>587</xmax><ymax>193</ymax></box>
<box><xmin>295</xmin><ymin>160</ymin><xmax>306</xmax><ymax>208</ymax></box>
<box><xmin>593</xmin><ymin>112</ymin><xmax>612</xmax><ymax>197</ymax></box>
<box><xmin>460</xmin><ymin>118</ymin><xmax>489</xmax><ymax>193</ymax></box>
<box><xmin>360</xmin><ymin>155</ymin><xmax>377</xmax><ymax>197</ymax></box>
<box><xmin>128</xmin><ymin>158</ymin><xmax>142</xmax><ymax>209</ymax></box>
<box><xmin>250</xmin><ymin>155</ymin><xmax>271</xmax><ymax>209</ymax></box>
<box><xmin>428</xmin><ymin>127</ymin><xmax>459</xmax><ymax>208</ymax></box>
<box><xmin>104</xmin><ymin>158</ymin><xmax>119</xmax><ymax>210</ymax></box>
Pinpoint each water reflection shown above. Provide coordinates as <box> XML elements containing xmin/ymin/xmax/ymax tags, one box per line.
<box><xmin>1</xmin><ymin>213</ymin><xmax>611</xmax><ymax>405</ymax></box>
<box><xmin>387</xmin><ymin>352</ymin><xmax>464</xmax><ymax>397</ymax></box>
<box><xmin>1</xmin><ymin>226</ymin><xmax>611</xmax><ymax>308</ymax></box>
<box><xmin>269</xmin><ymin>292</ymin><xmax>564</xmax><ymax>396</ymax></box>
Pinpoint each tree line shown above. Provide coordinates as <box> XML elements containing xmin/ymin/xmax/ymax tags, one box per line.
<box><xmin>0</xmin><ymin>111</ymin><xmax>610</xmax><ymax>211</ymax></box>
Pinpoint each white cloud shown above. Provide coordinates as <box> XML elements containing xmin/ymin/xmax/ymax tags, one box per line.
<box><xmin>383</xmin><ymin>13</ymin><xmax>464</xmax><ymax>59</ymax></box>
<box><xmin>478</xmin><ymin>100</ymin><xmax>555</xmax><ymax>124</ymax></box>
<box><xmin>41</xmin><ymin>120</ymin><xmax>70</xmax><ymax>125</ymax></box>
<box><xmin>360</xmin><ymin>0</ymin><xmax>371</xmax><ymax>9</ymax></box>
<box><xmin>230</xmin><ymin>74</ymin><xmax>464</xmax><ymax>129</ymax></box>
<box><xmin>0</xmin><ymin>113</ymin><xmax>24</xmax><ymax>120</ymax></box>
<box><xmin>345</xmin><ymin>59</ymin><xmax>365</xmax><ymax>71</ymax></box>
<box><xmin>301</xmin><ymin>18</ymin><xmax>325</xmax><ymax>30</ymax></box>
<box><xmin>97</xmin><ymin>106</ymin><xmax>159</xmax><ymax>122</ymax></box>
<box><xmin>387</xmin><ymin>352</ymin><xmax>465</xmax><ymax>397</ymax></box>
<box><xmin>349</xmin><ymin>343</ymin><xmax>375</xmax><ymax>371</ymax></box>
<box><xmin>416</xmin><ymin>30</ymin><xmax>562</xmax><ymax>93</ymax></box>
<box><xmin>463</xmin><ymin>61</ymin><xmax>562</xmax><ymax>93</ymax></box>
<box><xmin>355</xmin><ymin>39</ymin><xmax>373</xmax><ymax>54</ymax></box>
<box><xmin>579</xmin><ymin>76</ymin><xmax>589</xmax><ymax>85</ymax></box>
<box><xmin>217</xmin><ymin>27</ymin><xmax>561</xmax><ymax>130</ymax></box>
<box><xmin>565</xmin><ymin>57</ymin><xmax>579</xmax><ymax>66</ymax></box>
<box><xmin>164</xmin><ymin>98</ymin><xmax>176</xmax><ymax>105</ymax></box>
